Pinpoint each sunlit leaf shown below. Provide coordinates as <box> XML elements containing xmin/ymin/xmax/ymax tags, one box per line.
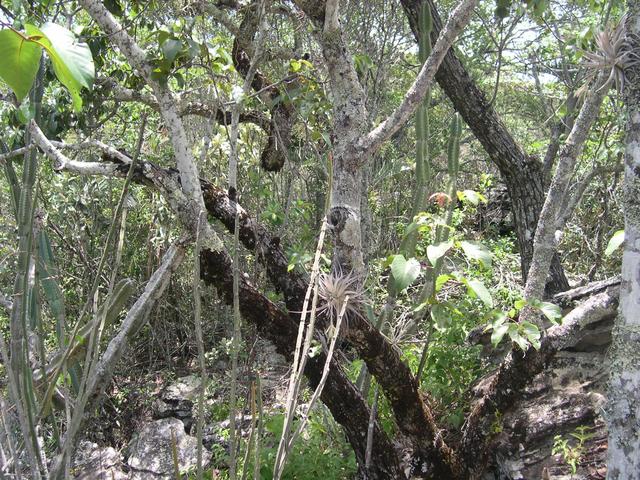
<box><xmin>604</xmin><ymin>229</ymin><xmax>624</xmax><ymax>256</ymax></box>
<box><xmin>0</xmin><ymin>28</ymin><xmax>42</xmax><ymax>101</ymax></box>
<box><xmin>390</xmin><ymin>254</ymin><xmax>421</xmax><ymax>292</ymax></box>
<box><xmin>26</xmin><ymin>23</ymin><xmax>95</xmax><ymax>111</ymax></box>
<box><xmin>459</xmin><ymin>240</ymin><xmax>492</xmax><ymax>268</ymax></box>
<box><xmin>491</xmin><ymin>323</ymin><xmax>509</xmax><ymax>347</ymax></box>
<box><xmin>426</xmin><ymin>240</ymin><xmax>453</xmax><ymax>266</ymax></box>
<box><xmin>435</xmin><ymin>274</ymin><xmax>452</xmax><ymax>292</ymax></box>
<box><xmin>467</xmin><ymin>279</ymin><xmax>493</xmax><ymax>308</ymax></box>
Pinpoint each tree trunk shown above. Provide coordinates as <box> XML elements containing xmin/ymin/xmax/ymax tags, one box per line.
<box><xmin>400</xmin><ymin>0</ymin><xmax>570</xmax><ymax>295</ymax></box>
<box><xmin>606</xmin><ymin>4</ymin><xmax>640</xmax><ymax>477</ymax></box>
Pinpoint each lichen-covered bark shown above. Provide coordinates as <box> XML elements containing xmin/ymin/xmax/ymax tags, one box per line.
<box><xmin>606</xmin><ymin>5</ymin><xmax>640</xmax><ymax>477</ymax></box>
<box><xmin>523</xmin><ymin>72</ymin><xmax>608</xmax><ymax>313</ymax></box>
<box><xmin>400</xmin><ymin>0</ymin><xmax>569</xmax><ymax>295</ymax></box>
<box><xmin>79</xmin><ymin>0</ymin><xmax>223</xmax><ymax>252</ymax></box>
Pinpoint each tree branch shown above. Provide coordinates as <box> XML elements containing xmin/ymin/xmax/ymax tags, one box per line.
<box><xmin>79</xmin><ymin>0</ymin><xmax>216</xmax><ymax>235</ymax></box>
<box><xmin>31</xmin><ymin>136</ymin><xmax>458</xmax><ymax>476</ymax></box>
<box><xmin>355</xmin><ymin>0</ymin><xmax>477</xmax><ymax>161</ymax></box>
<box><xmin>99</xmin><ymin>78</ymin><xmax>271</xmax><ymax>131</ymax></box>
<box><xmin>26</xmin><ymin>130</ymin><xmax>409</xmax><ymax>477</ymax></box>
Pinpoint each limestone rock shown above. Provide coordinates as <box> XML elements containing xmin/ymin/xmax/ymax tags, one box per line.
<box><xmin>127</xmin><ymin>418</ymin><xmax>211</xmax><ymax>478</ymax></box>
<box><xmin>73</xmin><ymin>440</ymin><xmax>127</xmax><ymax>480</ymax></box>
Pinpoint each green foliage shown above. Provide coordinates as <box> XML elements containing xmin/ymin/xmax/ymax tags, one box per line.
<box><xmin>552</xmin><ymin>425</ymin><xmax>595</xmax><ymax>474</ymax></box>
<box><xmin>389</xmin><ymin>254</ymin><xmax>421</xmax><ymax>293</ymax></box>
<box><xmin>486</xmin><ymin>297</ymin><xmax>562</xmax><ymax>351</ymax></box>
<box><xmin>243</xmin><ymin>413</ymin><xmax>356</xmax><ymax>480</ymax></box>
<box><xmin>0</xmin><ymin>22</ymin><xmax>96</xmax><ymax>111</ymax></box>
<box><xmin>0</xmin><ymin>29</ymin><xmax>41</xmax><ymax>101</ymax></box>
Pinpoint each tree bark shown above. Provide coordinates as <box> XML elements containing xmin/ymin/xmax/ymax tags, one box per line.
<box><xmin>606</xmin><ymin>4</ymin><xmax>640</xmax><ymax>477</ymax></box>
<box><xmin>400</xmin><ymin>0</ymin><xmax>570</xmax><ymax>295</ymax></box>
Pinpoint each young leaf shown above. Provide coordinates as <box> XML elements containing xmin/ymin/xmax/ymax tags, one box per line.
<box><xmin>0</xmin><ymin>29</ymin><xmax>42</xmax><ymax>101</ymax></box>
<box><xmin>459</xmin><ymin>240</ymin><xmax>492</xmax><ymax>268</ymax></box>
<box><xmin>426</xmin><ymin>240</ymin><xmax>453</xmax><ymax>266</ymax></box>
<box><xmin>522</xmin><ymin>321</ymin><xmax>541</xmax><ymax>350</ymax></box>
<box><xmin>467</xmin><ymin>279</ymin><xmax>494</xmax><ymax>308</ymax></box>
<box><xmin>390</xmin><ymin>254</ymin><xmax>421</xmax><ymax>292</ymax></box>
<box><xmin>604</xmin><ymin>229</ymin><xmax>624</xmax><ymax>256</ymax></box>
<box><xmin>509</xmin><ymin>328</ymin><xmax>529</xmax><ymax>351</ymax></box>
<box><xmin>26</xmin><ymin>23</ymin><xmax>95</xmax><ymax>111</ymax></box>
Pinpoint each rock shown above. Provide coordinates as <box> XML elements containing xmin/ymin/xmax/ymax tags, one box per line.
<box><xmin>483</xmin><ymin>312</ymin><xmax>614</xmax><ymax>479</ymax></box>
<box><xmin>73</xmin><ymin>440</ymin><xmax>127</xmax><ymax>480</ymax></box>
<box><xmin>127</xmin><ymin>418</ymin><xmax>211</xmax><ymax>479</ymax></box>
<box><xmin>194</xmin><ymin>424</ymin><xmax>229</xmax><ymax>455</ymax></box>
<box><xmin>153</xmin><ymin>375</ymin><xmax>202</xmax><ymax>431</ymax></box>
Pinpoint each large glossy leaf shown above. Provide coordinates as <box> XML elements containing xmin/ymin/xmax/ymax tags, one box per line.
<box><xmin>0</xmin><ymin>29</ymin><xmax>42</xmax><ymax>100</ymax></box>
<box><xmin>491</xmin><ymin>322</ymin><xmax>509</xmax><ymax>347</ymax></box>
<box><xmin>467</xmin><ymin>279</ymin><xmax>493</xmax><ymax>308</ymax></box>
<box><xmin>459</xmin><ymin>240</ymin><xmax>492</xmax><ymax>268</ymax></box>
<box><xmin>390</xmin><ymin>254</ymin><xmax>421</xmax><ymax>292</ymax></box>
<box><xmin>426</xmin><ymin>240</ymin><xmax>453</xmax><ymax>266</ymax></box>
<box><xmin>26</xmin><ymin>23</ymin><xmax>95</xmax><ymax>111</ymax></box>
<box><xmin>536</xmin><ymin>300</ymin><xmax>562</xmax><ymax>323</ymax></box>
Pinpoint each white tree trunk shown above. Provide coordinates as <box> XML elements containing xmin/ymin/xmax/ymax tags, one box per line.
<box><xmin>606</xmin><ymin>4</ymin><xmax>640</xmax><ymax>478</ymax></box>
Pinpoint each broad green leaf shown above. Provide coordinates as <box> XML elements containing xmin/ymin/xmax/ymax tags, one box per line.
<box><xmin>431</xmin><ymin>303</ymin><xmax>451</xmax><ymax>331</ymax></box>
<box><xmin>435</xmin><ymin>274</ymin><xmax>452</xmax><ymax>292</ymax></box>
<box><xmin>510</xmin><ymin>329</ymin><xmax>529</xmax><ymax>351</ymax></box>
<box><xmin>491</xmin><ymin>323</ymin><xmax>509</xmax><ymax>347</ymax></box>
<box><xmin>522</xmin><ymin>321</ymin><xmax>541</xmax><ymax>350</ymax></box>
<box><xmin>605</xmin><ymin>229</ymin><xmax>624</xmax><ymax>256</ymax></box>
<box><xmin>161</xmin><ymin>38</ymin><xmax>183</xmax><ymax>67</ymax></box>
<box><xmin>537</xmin><ymin>301</ymin><xmax>562</xmax><ymax>323</ymax></box>
<box><xmin>0</xmin><ymin>28</ymin><xmax>42</xmax><ymax>101</ymax></box>
<box><xmin>467</xmin><ymin>279</ymin><xmax>493</xmax><ymax>308</ymax></box>
<box><xmin>459</xmin><ymin>240</ymin><xmax>492</xmax><ymax>268</ymax></box>
<box><xmin>426</xmin><ymin>240</ymin><xmax>453</xmax><ymax>266</ymax></box>
<box><xmin>390</xmin><ymin>254</ymin><xmax>421</xmax><ymax>292</ymax></box>
<box><xmin>26</xmin><ymin>23</ymin><xmax>95</xmax><ymax>111</ymax></box>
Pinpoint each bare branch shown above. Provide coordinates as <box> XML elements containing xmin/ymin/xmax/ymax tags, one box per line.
<box><xmin>557</xmin><ymin>162</ymin><xmax>624</xmax><ymax>227</ymax></box>
<box><xmin>100</xmin><ymin>78</ymin><xmax>271</xmax><ymax>130</ymax></box>
<box><xmin>355</xmin><ymin>0</ymin><xmax>477</xmax><ymax>160</ymax></box>
<box><xmin>0</xmin><ymin>145</ymin><xmax>35</xmax><ymax>165</ymax></box>
<box><xmin>87</xmin><ymin>244</ymin><xmax>186</xmax><ymax>405</ymax></box>
<box><xmin>78</xmin><ymin>0</ymin><xmax>212</xmax><ymax>221</ymax></box>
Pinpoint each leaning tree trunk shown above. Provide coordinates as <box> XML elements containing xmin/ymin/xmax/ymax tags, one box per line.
<box><xmin>400</xmin><ymin>0</ymin><xmax>570</xmax><ymax>295</ymax></box>
<box><xmin>606</xmin><ymin>4</ymin><xmax>640</xmax><ymax>477</ymax></box>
